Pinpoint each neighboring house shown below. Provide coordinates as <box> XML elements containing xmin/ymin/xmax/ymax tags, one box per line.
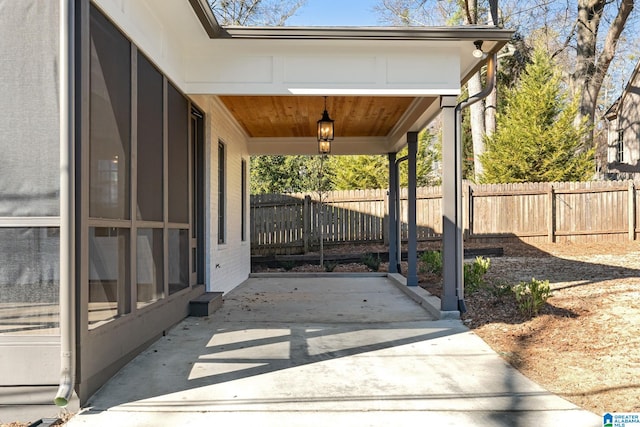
<box><xmin>602</xmin><ymin>60</ymin><xmax>640</xmax><ymax>180</ymax></box>
<box><xmin>0</xmin><ymin>0</ymin><xmax>511</xmax><ymax>417</ymax></box>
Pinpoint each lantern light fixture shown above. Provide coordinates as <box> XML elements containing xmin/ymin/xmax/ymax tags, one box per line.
<box><xmin>317</xmin><ymin>96</ymin><xmax>334</xmax><ymax>154</ymax></box>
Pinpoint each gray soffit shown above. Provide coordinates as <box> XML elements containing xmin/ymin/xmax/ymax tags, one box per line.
<box><xmin>220</xmin><ymin>26</ymin><xmax>513</xmax><ymax>41</ymax></box>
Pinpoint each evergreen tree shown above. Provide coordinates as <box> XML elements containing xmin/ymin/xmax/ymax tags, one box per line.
<box><xmin>250</xmin><ymin>155</ymin><xmax>334</xmax><ymax>194</ymax></box>
<box><xmin>330</xmin><ymin>155</ymin><xmax>388</xmax><ymax>190</ymax></box>
<box><xmin>330</xmin><ymin>129</ymin><xmax>440</xmax><ymax>190</ymax></box>
<box><xmin>480</xmin><ymin>49</ymin><xmax>593</xmax><ymax>184</ymax></box>
<box><xmin>251</xmin><ymin>129</ymin><xmax>440</xmax><ymax>194</ymax></box>
<box><xmin>398</xmin><ymin>128</ymin><xmax>440</xmax><ymax>187</ymax></box>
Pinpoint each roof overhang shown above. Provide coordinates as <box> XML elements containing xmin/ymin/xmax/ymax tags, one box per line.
<box><xmin>92</xmin><ymin>0</ymin><xmax>514</xmax><ymax>155</ymax></box>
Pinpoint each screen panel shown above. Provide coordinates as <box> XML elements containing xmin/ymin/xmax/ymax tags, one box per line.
<box><xmin>137</xmin><ymin>53</ymin><xmax>163</xmax><ymax>222</ymax></box>
<box><xmin>89</xmin><ymin>7</ymin><xmax>131</xmax><ymax>220</ymax></box>
<box><xmin>0</xmin><ymin>228</ymin><xmax>59</xmax><ymax>335</ymax></box>
<box><xmin>168</xmin><ymin>84</ymin><xmax>189</xmax><ymax>224</ymax></box>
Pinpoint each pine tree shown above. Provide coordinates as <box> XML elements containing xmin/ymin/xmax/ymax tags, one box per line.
<box><xmin>250</xmin><ymin>155</ymin><xmax>334</xmax><ymax>194</ymax></box>
<box><xmin>480</xmin><ymin>49</ymin><xmax>593</xmax><ymax>184</ymax></box>
<box><xmin>330</xmin><ymin>129</ymin><xmax>440</xmax><ymax>190</ymax></box>
<box><xmin>330</xmin><ymin>154</ymin><xmax>388</xmax><ymax>190</ymax></box>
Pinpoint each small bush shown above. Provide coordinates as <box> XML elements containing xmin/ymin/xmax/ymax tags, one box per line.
<box><xmin>464</xmin><ymin>256</ymin><xmax>491</xmax><ymax>293</ymax></box>
<box><xmin>488</xmin><ymin>280</ymin><xmax>513</xmax><ymax>301</ymax></box>
<box><xmin>512</xmin><ymin>278</ymin><xmax>552</xmax><ymax>317</ymax></box>
<box><xmin>280</xmin><ymin>260</ymin><xmax>296</xmax><ymax>271</ymax></box>
<box><xmin>361</xmin><ymin>253</ymin><xmax>380</xmax><ymax>271</ymax></box>
<box><xmin>419</xmin><ymin>250</ymin><xmax>443</xmax><ymax>275</ymax></box>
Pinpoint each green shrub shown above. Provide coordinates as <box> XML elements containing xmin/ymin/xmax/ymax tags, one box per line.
<box><xmin>464</xmin><ymin>256</ymin><xmax>491</xmax><ymax>293</ymax></box>
<box><xmin>488</xmin><ymin>280</ymin><xmax>513</xmax><ymax>301</ymax></box>
<box><xmin>419</xmin><ymin>250</ymin><xmax>443</xmax><ymax>275</ymax></box>
<box><xmin>512</xmin><ymin>278</ymin><xmax>552</xmax><ymax>317</ymax></box>
<box><xmin>280</xmin><ymin>260</ymin><xmax>296</xmax><ymax>271</ymax></box>
<box><xmin>361</xmin><ymin>253</ymin><xmax>380</xmax><ymax>271</ymax></box>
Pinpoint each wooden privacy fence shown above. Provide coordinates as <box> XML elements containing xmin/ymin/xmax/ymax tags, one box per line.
<box><xmin>250</xmin><ymin>180</ymin><xmax>639</xmax><ymax>255</ymax></box>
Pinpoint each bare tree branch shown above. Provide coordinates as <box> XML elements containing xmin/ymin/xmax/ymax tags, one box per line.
<box><xmin>209</xmin><ymin>0</ymin><xmax>307</xmax><ymax>26</ymax></box>
<box><xmin>551</xmin><ymin>20</ymin><xmax>578</xmax><ymax>59</ymax></box>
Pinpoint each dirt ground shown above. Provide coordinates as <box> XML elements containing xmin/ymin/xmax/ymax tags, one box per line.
<box><xmin>458</xmin><ymin>240</ymin><xmax>640</xmax><ymax>416</ymax></box>
<box><xmin>269</xmin><ymin>240</ymin><xmax>640</xmax><ymax>416</ymax></box>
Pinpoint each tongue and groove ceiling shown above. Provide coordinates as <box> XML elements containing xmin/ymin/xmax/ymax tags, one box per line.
<box><xmin>218</xmin><ymin>96</ymin><xmax>416</xmax><ymax>138</ymax></box>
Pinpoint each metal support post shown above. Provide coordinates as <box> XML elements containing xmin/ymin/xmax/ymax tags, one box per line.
<box><xmin>407</xmin><ymin>132</ymin><xmax>418</xmax><ymax>286</ymax></box>
<box><xmin>387</xmin><ymin>152</ymin><xmax>398</xmax><ymax>273</ymax></box>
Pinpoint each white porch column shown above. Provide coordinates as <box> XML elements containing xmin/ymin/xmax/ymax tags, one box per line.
<box><xmin>440</xmin><ymin>96</ymin><xmax>462</xmax><ymax>312</ymax></box>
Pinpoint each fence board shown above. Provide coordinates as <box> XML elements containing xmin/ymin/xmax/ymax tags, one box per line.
<box><xmin>250</xmin><ymin>181</ymin><xmax>638</xmax><ymax>255</ymax></box>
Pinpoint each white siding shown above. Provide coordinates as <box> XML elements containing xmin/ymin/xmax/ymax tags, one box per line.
<box><xmin>607</xmin><ymin>117</ymin><xmax>618</xmax><ymax>165</ymax></box>
<box><xmin>620</xmin><ymin>73</ymin><xmax>640</xmax><ymax>168</ymax></box>
<box><xmin>190</xmin><ymin>95</ymin><xmax>251</xmax><ymax>294</ymax></box>
<box><xmin>185</xmin><ymin>42</ymin><xmax>462</xmax><ymax>96</ymax></box>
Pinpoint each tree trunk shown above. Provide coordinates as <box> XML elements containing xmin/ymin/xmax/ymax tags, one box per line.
<box><xmin>571</xmin><ymin>0</ymin><xmax>634</xmax><ymax>140</ymax></box>
<box><xmin>480</xmin><ymin>83</ymin><xmax>497</xmax><ymax>180</ymax></box>
<box><xmin>464</xmin><ymin>0</ymin><xmax>487</xmax><ymax>182</ymax></box>
<box><xmin>468</xmin><ymin>72</ymin><xmax>486</xmax><ymax>181</ymax></box>
<box><xmin>483</xmin><ymin>7</ymin><xmax>498</xmax><ymax>166</ymax></box>
<box><xmin>485</xmin><ymin>85</ymin><xmax>497</xmax><ymax>138</ymax></box>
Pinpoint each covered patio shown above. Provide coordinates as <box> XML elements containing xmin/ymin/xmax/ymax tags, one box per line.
<box><xmin>180</xmin><ymin>0</ymin><xmax>513</xmax><ymax>312</ymax></box>
<box><xmin>0</xmin><ymin>0</ymin><xmax>515</xmax><ymax>414</ymax></box>
<box><xmin>65</xmin><ymin>273</ymin><xmax>600</xmax><ymax>426</ymax></box>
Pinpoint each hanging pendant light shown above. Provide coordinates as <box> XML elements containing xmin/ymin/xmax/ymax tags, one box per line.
<box><xmin>317</xmin><ymin>96</ymin><xmax>334</xmax><ymax>154</ymax></box>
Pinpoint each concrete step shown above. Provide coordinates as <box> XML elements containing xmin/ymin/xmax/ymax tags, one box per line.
<box><xmin>189</xmin><ymin>292</ymin><xmax>224</xmax><ymax>317</ymax></box>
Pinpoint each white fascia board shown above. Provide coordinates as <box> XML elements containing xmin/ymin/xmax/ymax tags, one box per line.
<box><xmin>248</xmin><ymin>137</ymin><xmax>390</xmax><ymax>156</ymax></box>
<box><xmin>288</xmin><ymin>89</ymin><xmax>459</xmax><ymax>96</ymax></box>
<box><xmin>184</xmin><ymin>39</ymin><xmax>462</xmax><ymax>96</ymax></box>
<box><xmin>187</xmin><ymin>85</ymin><xmax>460</xmax><ymax>96</ymax></box>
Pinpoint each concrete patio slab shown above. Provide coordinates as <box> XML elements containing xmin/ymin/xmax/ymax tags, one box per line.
<box><xmin>66</xmin><ymin>275</ymin><xmax>601</xmax><ymax>427</ymax></box>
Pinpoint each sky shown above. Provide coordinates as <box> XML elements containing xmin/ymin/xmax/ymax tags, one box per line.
<box><xmin>286</xmin><ymin>0</ymin><xmax>381</xmax><ymax>26</ymax></box>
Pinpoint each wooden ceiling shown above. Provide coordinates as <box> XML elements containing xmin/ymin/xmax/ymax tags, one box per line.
<box><xmin>218</xmin><ymin>96</ymin><xmax>416</xmax><ymax>138</ymax></box>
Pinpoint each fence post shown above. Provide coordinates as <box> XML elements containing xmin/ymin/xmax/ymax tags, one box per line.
<box><xmin>303</xmin><ymin>195</ymin><xmax>311</xmax><ymax>253</ymax></box>
<box><xmin>547</xmin><ymin>184</ymin><xmax>555</xmax><ymax>243</ymax></box>
<box><xmin>629</xmin><ymin>181</ymin><xmax>636</xmax><ymax>241</ymax></box>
